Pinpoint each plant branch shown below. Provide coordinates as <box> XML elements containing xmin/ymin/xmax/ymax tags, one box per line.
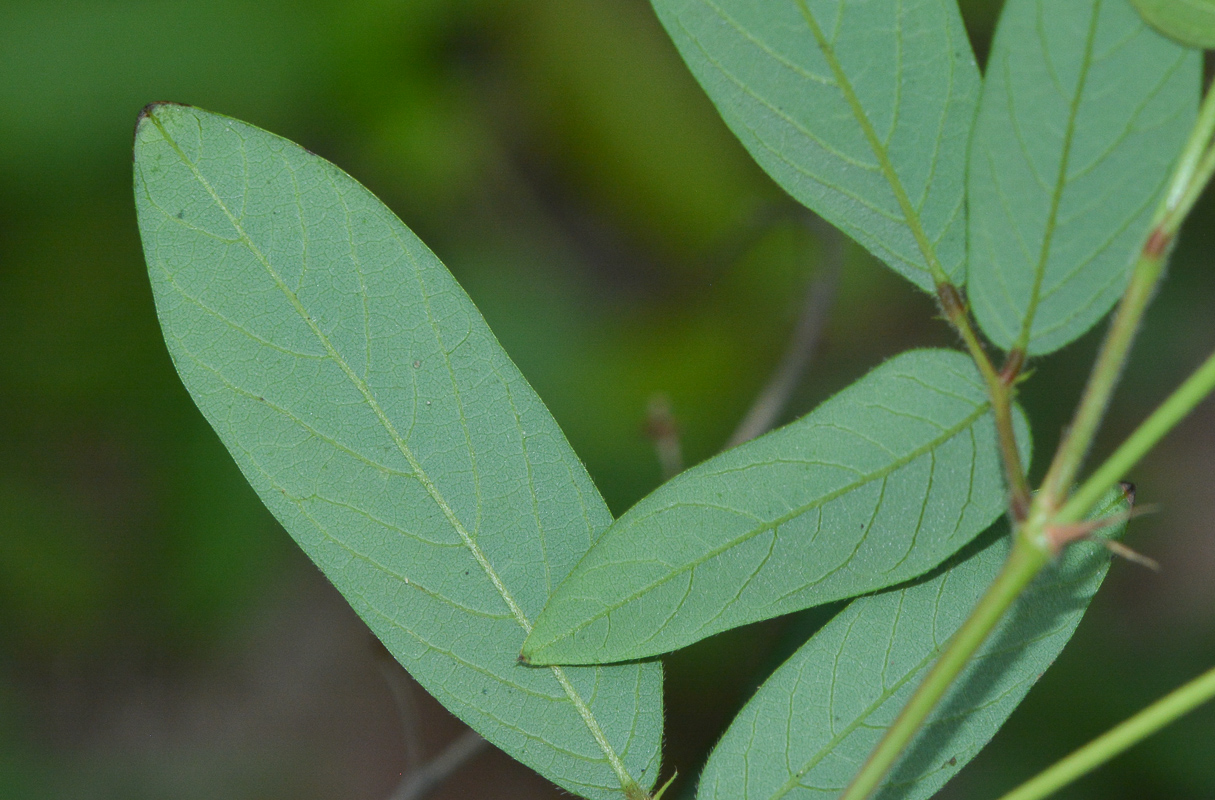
<box><xmin>994</xmin><ymin>665</ymin><xmax>1215</xmax><ymax>800</ymax></box>
<box><xmin>388</xmin><ymin>729</ymin><xmax>490</xmax><ymax>800</ymax></box>
<box><xmin>937</xmin><ymin>284</ymin><xmax>1031</xmax><ymax>519</ymax></box>
<box><xmin>836</xmin><ymin>531</ymin><xmax>1052</xmax><ymax>800</ymax></box>
<box><xmin>1039</xmin><ymin>79</ymin><xmax>1215</xmax><ymax>509</ymax></box>
<box><xmin>727</xmin><ymin>225</ymin><xmax>843</xmax><ymax>448</ymax></box>
<box><xmin>1058</xmin><ymin>347</ymin><xmax>1215</xmax><ymax>524</ymax></box>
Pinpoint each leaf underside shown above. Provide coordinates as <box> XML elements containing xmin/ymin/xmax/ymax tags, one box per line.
<box><xmin>967</xmin><ymin>0</ymin><xmax>1199</xmax><ymax>355</ymax></box>
<box><xmin>650</xmin><ymin>0</ymin><xmax>980</xmax><ymax>291</ymax></box>
<box><xmin>524</xmin><ymin>349</ymin><xmax>1030</xmax><ymax>666</ymax></box>
<box><xmin>697</xmin><ymin>491</ymin><xmax>1129</xmax><ymax>800</ymax></box>
<box><xmin>134</xmin><ymin>103</ymin><xmax>661</xmax><ymax>800</ymax></box>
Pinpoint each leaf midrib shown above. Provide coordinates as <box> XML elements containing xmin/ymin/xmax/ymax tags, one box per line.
<box><xmin>141</xmin><ymin>109</ymin><xmax>640</xmax><ymax>795</ymax></box>
<box><xmin>1011</xmin><ymin>0</ymin><xmax>1103</xmax><ymax>351</ymax></box>
<box><xmin>792</xmin><ymin>0</ymin><xmax>953</xmax><ymax>286</ymax></box>
<box><xmin>767</xmin><ymin>607</ymin><xmax>945</xmax><ymax>800</ymax></box>
<box><xmin>530</xmin><ymin>398</ymin><xmax>991</xmax><ymax>656</ymax></box>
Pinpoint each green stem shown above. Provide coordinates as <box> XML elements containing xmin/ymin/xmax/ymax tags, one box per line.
<box><xmin>938</xmin><ymin>285</ymin><xmax>1031</xmax><ymax>519</ymax></box>
<box><xmin>1166</xmin><ymin>72</ymin><xmax>1215</xmax><ymax>212</ymax></box>
<box><xmin>1039</xmin><ymin>79</ymin><xmax>1215</xmax><ymax>509</ymax></box>
<box><xmin>837</xmin><ymin>530</ymin><xmax>1052</xmax><ymax>800</ymax></box>
<box><xmin>1058</xmin><ymin>347</ymin><xmax>1215</xmax><ymax>524</ymax></box>
<box><xmin>1036</xmin><ymin>241</ymin><xmax>1168</xmax><ymax>505</ymax></box>
<box><xmin>995</xmin><ymin>665</ymin><xmax>1215</xmax><ymax>800</ymax></box>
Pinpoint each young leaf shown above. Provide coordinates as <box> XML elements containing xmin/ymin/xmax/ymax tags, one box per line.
<box><xmin>649</xmin><ymin>0</ymin><xmax>980</xmax><ymax>291</ymax></box>
<box><xmin>133</xmin><ymin>103</ymin><xmax>661</xmax><ymax>800</ymax></box>
<box><xmin>967</xmin><ymin>0</ymin><xmax>1199</xmax><ymax>355</ymax></box>
<box><xmin>696</xmin><ymin>492</ymin><xmax>1130</xmax><ymax>800</ymax></box>
<box><xmin>523</xmin><ymin>349</ymin><xmax>1030</xmax><ymax>666</ymax></box>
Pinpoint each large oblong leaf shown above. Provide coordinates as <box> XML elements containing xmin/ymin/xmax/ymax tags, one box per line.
<box><xmin>697</xmin><ymin>492</ymin><xmax>1129</xmax><ymax>800</ymax></box>
<box><xmin>650</xmin><ymin>0</ymin><xmax>980</xmax><ymax>290</ymax></box>
<box><xmin>133</xmin><ymin>103</ymin><xmax>661</xmax><ymax>800</ymax></box>
<box><xmin>968</xmin><ymin>0</ymin><xmax>1199</xmax><ymax>355</ymax></box>
<box><xmin>522</xmin><ymin>349</ymin><xmax>1029</xmax><ymax>665</ymax></box>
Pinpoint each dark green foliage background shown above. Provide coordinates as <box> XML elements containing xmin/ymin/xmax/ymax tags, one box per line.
<box><xmin>1</xmin><ymin>0</ymin><xmax>1212</xmax><ymax>797</ymax></box>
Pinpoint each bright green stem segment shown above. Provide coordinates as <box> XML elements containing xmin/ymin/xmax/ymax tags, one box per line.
<box><xmin>1059</xmin><ymin>347</ymin><xmax>1215</xmax><ymax>523</ymax></box>
<box><xmin>996</xmin><ymin>665</ymin><xmax>1215</xmax><ymax>800</ymax></box>
<box><xmin>1040</xmin><ymin>78</ymin><xmax>1215</xmax><ymax>507</ymax></box>
<box><xmin>837</xmin><ymin>531</ymin><xmax>1052</xmax><ymax>800</ymax></box>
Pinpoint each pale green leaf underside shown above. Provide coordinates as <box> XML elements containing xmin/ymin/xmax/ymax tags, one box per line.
<box><xmin>698</xmin><ymin>492</ymin><xmax>1129</xmax><ymax>800</ymax></box>
<box><xmin>650</xmin><ymin>0</ymin><xmax>980</xmax><ymax>291</ymax></box>
<box><xmin>523</xmin><ymin>350</ymin><xmax>1029</xmax><ymax>665</ymax></box>
<box><xmin>968</xmin><ymin>0</ymin><xmax>1199</xmax><ymax>355</ymax></box>
<box><xmin>133</xmin><ymin>104</ymin><xmax>660</xmax><ymax>800</ymax></box>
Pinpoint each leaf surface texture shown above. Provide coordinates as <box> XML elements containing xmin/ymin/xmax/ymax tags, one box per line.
<box><xmin>649</xmin><ymin>0</ymin><xmax>980</xmax><ymax>290</ymax></box>
<box><xmin>523</xmin><ymin>350</ymin><xmax>1029</xmax><ymax>665</ymax></box>
<box><xmin>697</xmin><ymin>493</ymin><xmax>1129</xmax><ymax>800</ymax></box>
<box><xmin>133</xmin><ymin>103</ymin><xmax>661</xmax><ymax>800</ymax></box>
<box><xmin>967</xmin><ymin>0</ymin><xmax>1199</xmax><ymax>354</ymax></box>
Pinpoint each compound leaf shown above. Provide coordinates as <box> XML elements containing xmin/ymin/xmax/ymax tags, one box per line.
<box><xmin>649</xmin><ymin>0</ymin><xmax>980</xmax><ymax>291</ymax></box>
<box><xmin>134</xmin><ymin>103</ymin><xmax>661</xmax><ymax>800</ymax></box>
<box><xmin>968</xmin><ymin>0</ymin><xmax>1199</xmax><ymax>355</ymax></box>
<box><xmin>697</xmin><ymin>490</ymin><xmax>1129</xmax><ymax>800</ymax></box>
<box><xmin>523</xmin><ymin>349</ymin><xmax>1029</xmax><ymax>665</ymax></box>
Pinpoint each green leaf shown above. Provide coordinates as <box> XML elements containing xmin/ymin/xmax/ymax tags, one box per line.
<box><xmin>696</xmin><ymin>490</ymin><xmax>1130</xmax><ymax>800</ymax></box>
<box><xmin>967</xmin><ymin>0</ymin><xmax>1199</xmax><ymax>355</ymax></box>
<box><xmin>522</xmin><ymin>349</ymin><xmax>1029</xmax><ymax>665</ymax></box>
<box><xmin>649</xmin><ymin>0</ymin><xmax>980</xmax><ymax>291</ymax></box>
<box><xmin>133</xmin><ymin>103</ymin><xmax>661</xmax><ymax>800</ymax></box>
<box><xmin>1131</xmin><ymin>0</ymin><xmax>1215</xmax><ymax>49</ymax></box>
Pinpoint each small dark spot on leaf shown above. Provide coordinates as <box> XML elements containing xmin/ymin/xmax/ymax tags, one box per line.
<box><xmin>413</xmin><ymin>360</ymin><xmax>421</xmax><ymax>368</ymax></box>
<box><xmin>947</xmin><ymin>757</ymin><xmax>957</xmax><ymax>767</ymax></box>
<box><xmin>464</xmin><ymin>570</ymin><xmax>469</xmax><ymax>575</ymax></box>
<box><xmin>175</xmin><ymin>210</ymin><xmax>184</xmax><ymax>219</ymax></box>
<box><xmin>257</xmin><ymin>396</ymin><xmax>265</xmax><ymax>402</ymax></box>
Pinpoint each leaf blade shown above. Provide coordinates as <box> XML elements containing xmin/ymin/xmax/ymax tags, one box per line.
<box><xmin>1131</xmin><ymin>0</ymin><xmax>1215</xmax><ymax>49</ymax></box>
<box><xmin>134</xmin><ymin>103</ymin><xmax>661</xmax><ymax>800</ymax></box>
<box><xmin>523</xmin><ymin>349</ymin><xmax>1029</xmax><ymax>665</ymax></box>
<box><xmin>967</xmin><ymin>0</ymin><xmax>1199</xmax><ymax>355</ymax></box>
<box><xmin>696</xmin><ymin>493</ymin><xmax>1129</xmax><ymax>800</ymax></box>
<box><xmin>650</xmin><ymin>0</ymin><xmax>980</xmax><ymax>290</ymax></box>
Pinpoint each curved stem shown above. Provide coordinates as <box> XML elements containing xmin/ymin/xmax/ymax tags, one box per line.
<box><xmin>995</xmin><ymin>666</ymin><xmax>1215</xmax><ymax>800</ymax></box>
<box><xmin>837</xmin><ymin>530</ymin><xmax>1052</xmax><ymax>800</ymax></box>
<box><xmin>1058</xmin><ymin>347</ymin><xmax>1215</xmax><ymax>523</ymax></box>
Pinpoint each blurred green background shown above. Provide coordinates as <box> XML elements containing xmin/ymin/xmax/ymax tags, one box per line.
<box><xmin>1</xmin><ymin>0</ymin><xmax>1213</xmax><ymax>798</ymax></box>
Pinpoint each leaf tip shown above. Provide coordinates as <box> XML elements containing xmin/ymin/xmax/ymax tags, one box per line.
<box><xmin>133</xmin><ymin>101</ymin><xmax>191</xmax><ymax>154</ymax></box>
<box><xmin>136</xmin><ymin>100</ymin><xmax>186</xmax><ymax>126</ymax></box>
